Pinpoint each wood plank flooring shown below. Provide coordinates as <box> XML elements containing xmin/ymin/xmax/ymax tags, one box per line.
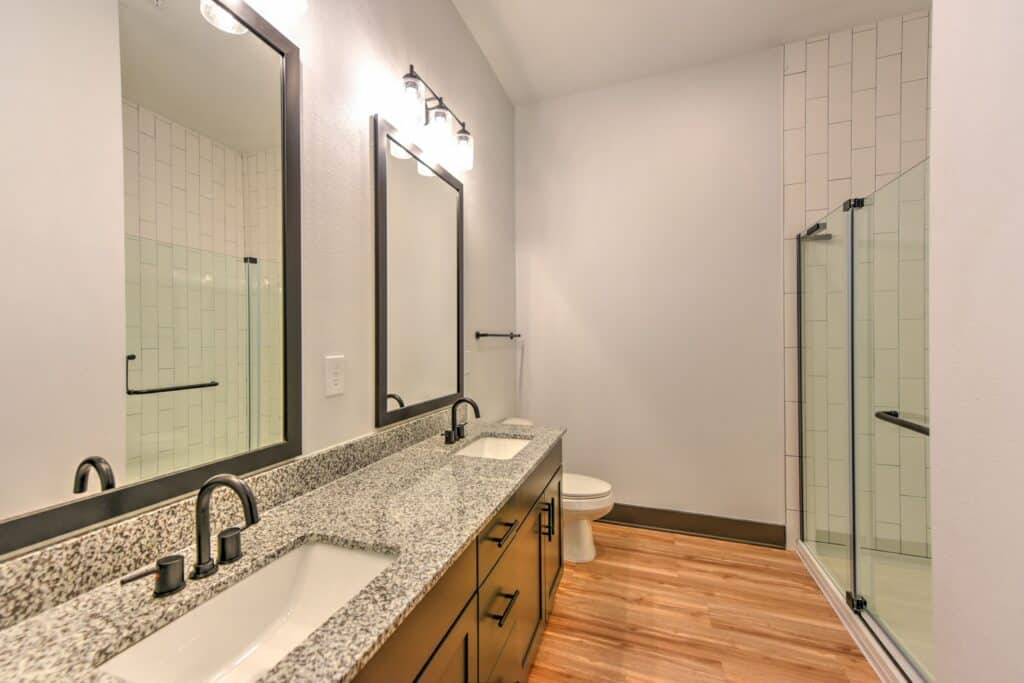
<box><xmin>528</xmin><ymin>523</ymin><xmax>878</xmax><ymax>683</ymax></box>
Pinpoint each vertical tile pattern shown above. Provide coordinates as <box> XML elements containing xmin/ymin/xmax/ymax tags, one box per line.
<box><xmin>781</xmin><ymin>13</ymin><xmax>930</xmax><ymax>553</ymax></box>
<box><xmin>123</xmin><ymin>101</ymin><xmax>284</xmax><ymax>480</ymax></box>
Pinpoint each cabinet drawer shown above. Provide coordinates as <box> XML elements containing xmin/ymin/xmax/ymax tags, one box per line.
<box><xmin>478</xmin><ymin>440</ymin><xmax>562</xmax><ymax>581</ymax></box>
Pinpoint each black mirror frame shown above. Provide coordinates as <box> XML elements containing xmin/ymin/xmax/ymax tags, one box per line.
<box><xmin>373</xmin><ymin>115</ymin><xmax>464</xmax><ymax>428</ymax></box>
<box><xmin>0</xmin><ymin>0</ymin><xmax>302</xmax><ymax>557</ymax></box>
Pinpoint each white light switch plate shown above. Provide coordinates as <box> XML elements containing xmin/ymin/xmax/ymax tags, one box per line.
<box><xmin>324</xmin><ymin>355</ymin><xmax>345</xmax><ymax>396</ymax></box>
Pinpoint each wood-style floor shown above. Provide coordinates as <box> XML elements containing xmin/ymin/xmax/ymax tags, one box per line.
<box><xmin>528</xmin><ymin>523</ymin><xmax>878</xmax><ymax>683</ymax></box>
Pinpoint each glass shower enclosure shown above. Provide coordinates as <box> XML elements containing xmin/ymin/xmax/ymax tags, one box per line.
<box><xmin>798</xmin><ymin>160</ymin><xmax>931</xmax><ymax>679</ymax></box>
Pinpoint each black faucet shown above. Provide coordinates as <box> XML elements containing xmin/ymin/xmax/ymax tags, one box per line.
<box><xmin>72</xmin><ymin>456</ymin><xmax>116</xmax><ymax>493</ymax></box>
<box><xmin>191</xmin><ymin>474</ymin><xmax>260</xmax><ymax>579</ymax></box>
<box><xmin>445</xmin><ymin>397</ymin><xmax>481</xmax><ymax>444</ymax></box>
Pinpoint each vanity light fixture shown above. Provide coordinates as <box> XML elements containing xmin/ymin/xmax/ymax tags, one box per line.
<box><xmin>200</xmin><ymin>0</ymin><xmax>249</xmax><ymax>35</ymax></box>
<box><xmin>395</xmin><ymin>65</ymin><xmax>474</xmax><ymax>173</ymax></box>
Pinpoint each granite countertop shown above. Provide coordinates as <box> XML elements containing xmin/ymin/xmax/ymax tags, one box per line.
<box><xmin>0</xmin><ymin>422</ymin><xmax>564</xmax><ymax>682</ymax></box>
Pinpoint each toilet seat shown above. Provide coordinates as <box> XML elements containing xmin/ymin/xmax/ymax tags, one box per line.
<box><xmin>563</xmin><ymin>473</ymin><xmax>612</xmax><ymax>500</ymax></box>
<box><xmin>563</xmin><ymin>492</ymin><xmax>614</xmax><ymax>514</ymax></box>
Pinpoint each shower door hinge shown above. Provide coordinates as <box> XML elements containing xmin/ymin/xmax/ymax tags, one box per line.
<box><xmin>843</xmin><ymin>197</ymin><xmax>865</xmax><ymax>211</ymax></box>
<box><xmin>845</xmin><ymin>591</ymin><xmax>868</xmax><ymax>612</ymax></box>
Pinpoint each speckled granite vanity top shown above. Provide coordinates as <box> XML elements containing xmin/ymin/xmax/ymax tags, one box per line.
<box><xmin>0</xmin><ymin>423</ymin><xmax>564</xmax><ymax>682</ymax></box>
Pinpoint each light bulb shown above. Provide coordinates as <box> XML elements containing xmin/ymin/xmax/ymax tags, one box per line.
<box><xmin>389</xmin><ymin>139</ymin><xmax>411</xmax><ymax>160</ymax></box>
<box><xmin>454</xmin><ymin>125</ymin><xmax>474</xmax><ymax>172</ymax></box>
<box><xmin>199</xmin><ymin>0</ymin><xmax>248</xmax><ymax>35</ymax></box>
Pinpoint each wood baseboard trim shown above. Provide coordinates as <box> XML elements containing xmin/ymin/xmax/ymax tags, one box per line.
<box><xmin>795</xmin><ymin>541</ymin><xmax>923</xmax><ymax>683</ymax></box>
<box><xmin>600</xmin><ymin>503</ymin><xmax>786</xmax><ymax>548</ymax></box>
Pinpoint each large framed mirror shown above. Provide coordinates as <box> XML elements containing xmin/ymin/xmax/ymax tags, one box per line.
<box><xmin>0</xmin><ymin>0</ymin><xmax>301</xmax><ymax>555</ymax></box>
<box><xmin>374</xmin><ymin>116</ymin><xmax>463</xmax><ymax>427</ymax></box>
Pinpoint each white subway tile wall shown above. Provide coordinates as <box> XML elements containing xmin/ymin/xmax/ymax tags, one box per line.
<box><xmin>123</xmin><ymin>101</ymin><xmax>283</xmax><ymax>481</ymax></box>
<box><xmin>782</xmin><ymin>13</ymin><xmax>930</xmax><ymax>553</ymax></box>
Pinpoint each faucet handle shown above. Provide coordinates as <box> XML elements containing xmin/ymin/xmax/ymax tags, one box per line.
<box><xmin>218</xmin><ymin>527</ymin><xmax>244</xmax><ymax>564</ymax></box>
<box><xmin>121</xmin><ymin>554</ymin><xmax>186</xmax><ymax>597</ymax></box>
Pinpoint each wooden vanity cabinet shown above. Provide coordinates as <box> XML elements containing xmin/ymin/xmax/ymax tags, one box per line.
<box><xmin>355</xmin><ymin>441</ymin><xmax>563</xmax><ymax>683</ymax></box>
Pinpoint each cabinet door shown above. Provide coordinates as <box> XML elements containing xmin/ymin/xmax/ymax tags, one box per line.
<box><xmin>541</xmin><ymin>471</ymin><xmax>564</xmax><ymax>619</ymax></box>
<box><xmin>511</xmin><ymin>498</ymin><xmax>545</xmax><ymax>677</ymax></box>
<box><xmin>417</xmin><ymin>595</ymin><xmax>478</xmax><ymax>683</ymax></box>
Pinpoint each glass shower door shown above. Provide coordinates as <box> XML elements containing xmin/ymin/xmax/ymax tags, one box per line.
<box><xmin>854</xmin><ymin>161</ymin><xmax>933</xmax><ymax>678</ymax></box>
<box><xmin>799</xmin><ymin>203</ymin><xmax>853</xmax><ymax>593</ymax></box>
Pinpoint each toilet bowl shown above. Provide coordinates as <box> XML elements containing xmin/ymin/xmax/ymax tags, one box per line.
<box><xmin>562</xmin><ymin>473</ymin><xmax>614</xmax><ymax>563</ymax></box>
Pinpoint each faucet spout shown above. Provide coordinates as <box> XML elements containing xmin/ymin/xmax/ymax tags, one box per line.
<box><xmin>446</xmin><ymin>397</ymin><xmax>481</xmax><ymax>444</ymax></box>
<box><xmin>192</xmin><ymin>474</ymin><xmax>260</xmax><ymax>579</ymax></box>
<box><xmin>72</xmin><ymin>456</ymin><xmax>116</xmax><ymax>493</ymax></box>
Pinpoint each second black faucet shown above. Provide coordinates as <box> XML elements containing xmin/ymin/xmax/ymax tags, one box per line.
<box><xmin>444</xmin><ymin>397</ymin><xmax>480</xmax><ymax>444</ymax></box>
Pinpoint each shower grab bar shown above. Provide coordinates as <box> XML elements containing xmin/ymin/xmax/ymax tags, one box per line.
<box><xmin>125</xmin><ymin>354</ymin><xmax>219</xmax><ymax>395</ymax></box>
<box><xmin>475</xmin><ymin>331</ymin><xmax>521</xmax><ymax>340</ymax></box>
<box><xmin>874</xmin><ymin>410</ymin><xmax>929</xmax><ymax>436</ymax></box>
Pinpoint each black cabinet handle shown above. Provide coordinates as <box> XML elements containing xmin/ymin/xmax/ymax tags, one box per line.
<box><xmin>488</xmin><ymin>520</ymin><xmax>516</xmax><ymax>547</ymax></box>
<box><xmin>491</xmin><ymin>589</ymin><xmax>520</xmax><ymax>627</ymax></box>
<box><xmin>542</xmin><ymin>499</ymin><xmax>556</xmax><ymax>541</ymax></box>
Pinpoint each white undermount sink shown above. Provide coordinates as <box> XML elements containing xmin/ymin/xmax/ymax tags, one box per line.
<box><xmin>457</xmin><ymin>436</ymin><xmax>530</xmax><ymax>460</ymax></box>
<box><xmin>101</xmin><ymin>542</ymin><xmax>394</xmax><ymax>683</ymax></box>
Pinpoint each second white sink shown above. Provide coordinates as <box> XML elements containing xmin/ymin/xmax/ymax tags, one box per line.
<box><xmin>101</xmin><ymin>542</ymin><xmax>394</xmax><ymax>682</ymax></box>
<box><xmin>457</xmin><ymin>436</ymin><xmax>530</xmax><ymax>460</ymax></box>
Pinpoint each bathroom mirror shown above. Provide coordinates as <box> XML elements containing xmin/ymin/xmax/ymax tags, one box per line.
<box><xmin>374</xmin><ymin>116</ymin><xmax>463</xmax><ymax>427</ymax></box>
<box><xmin>0</xmin><ymin>0</ymin><xmax>301</xmax><ymax>554</ymax></box>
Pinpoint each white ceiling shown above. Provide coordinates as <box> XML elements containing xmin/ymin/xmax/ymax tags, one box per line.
<box><xmin>452</xmin><ymin>0</ymin><xmax>931</xmax><ymax>104</ymax></box>
<box><xmin>119</xmin><ymin>0</ymin><xmax>282</xmax><ymax>152</ymax></box>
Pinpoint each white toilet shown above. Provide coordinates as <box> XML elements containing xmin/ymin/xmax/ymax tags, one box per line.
<box><xmin>561</xmin><ymin>473</ymin><xmax>614</xmax><ymax>563</ymax></box>
<box><xmin>502</xmin><ymin>418</ymin><xmax>614</xmax><ymax>564</ymax></box>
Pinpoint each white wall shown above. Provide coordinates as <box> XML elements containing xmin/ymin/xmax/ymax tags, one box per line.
<box><xmin>515</xmin><ymin>49</ymin><xmax>784</xmax><ymax>524</ymax></box>
<box><xmin>244</xmin><ymin>0</ymin><xmax>517</xmax><ymax>450</ymax></box>
<box><xmin>930</xmin><ymin>0</ymin><xmax>1024</xmax><ymax>679</ymax></box>
<box><xmin>0</xmin><ymin>1</ymin><xmax>126</xmax><ymax>519</ymax></box>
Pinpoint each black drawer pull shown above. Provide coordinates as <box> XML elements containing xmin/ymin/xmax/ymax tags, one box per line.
<box><xmin>488</xmin><ymin>521</ymin><xmax>516</xmax><ymax>547</ymax></box>
<box><xmin>491</xmin><ymin>589</ymin><xmax>520</xmax><ymax>627</ymax></box>
<box><xmin>543</xmin><ymin>498</ymin><xmax>556</xmax><ymax>541</ymax></box>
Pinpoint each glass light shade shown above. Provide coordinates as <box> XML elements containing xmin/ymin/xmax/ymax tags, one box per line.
<box><xmin>425</xmin><ymin>104</ymin><xmax>453</xmax><ymax>162</ymax></box>
<box><xmin>199</xmin><ymin>0</ymin><xmax>248</xmax><ymax>35</ymax></box>
<box><xmin>389</xmin><ymin>139</ymin><xmax>411</xmax><ymax>160</ymax></box>
<box><xmin>402</xmin><ymin>75</ymin><xmax>424</xmax><ymax>127</ymax></box>
<box><xmin>454</xmin><ymin>128</ymin><xmax>474</xmax><ymax>172</ymax></box>
<box><xmin>427</xmin><ymin>105</ymin><xmax>452</xmax><ymax>137</ymax></box>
